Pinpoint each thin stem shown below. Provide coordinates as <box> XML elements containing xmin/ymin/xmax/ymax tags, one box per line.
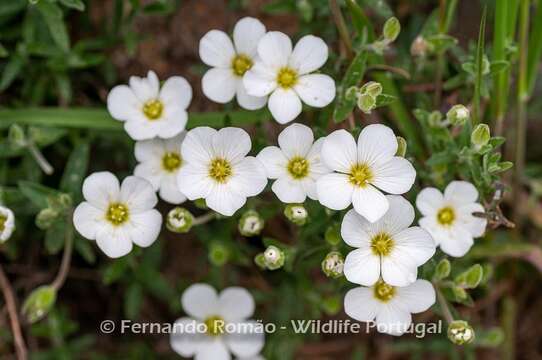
<box><xmin>329</xmin><ymin>0</ymin><xmax>354</xmax><ymax>59</ymax></box>
<box><xmin>433</xmin><ymin>0</ymin><xmax>447</xmax><ymax>107</ymax></box>
<box><xmin>51</xmin><ymin>213</ymin><xmax>74</xmax><ymax>291</ymax></box>
<box><xmin>367</xmin><ymin>64</ymin><xmax>411</xmax><ymax>79</ymax></box>
<box><xmin>193</xmin><ymin>212</ymin><xmax>216</xmax><ymax>226</ymax></box>
<box><xmin>27</xmin><ymin>140</ymin><xmax>54</xmax><ymax>175</ymax></box>
<box><xmin>0</xmin><ymin>263</ymin><xmax>28</xmax><ymax>360</ymax></box>
<box><xmin>435</xmin><ymin>285</ymin><xmax>454</xmax><ymax>324</ymax></box>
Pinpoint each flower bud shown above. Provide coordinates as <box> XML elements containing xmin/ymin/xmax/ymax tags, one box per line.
<box><xmin>345</xmin><ymin>86</ymin><xmax>359</xmax><ymax>101</ymax></box>
<box><xmin>238</xmin><ymin>210</ymin><xmax>264</xmax><ymax>237</ymax></box>
<box><xmin>360</xmin><ymin>81</ymin><xmax>383</xmax><ymax>98</ymax></box>
<box><xmin>411</xmin><ymin>35</ymin><xmax>428</xmax><ymax>57</ymax></box>
<box><xmin>383</xmin><ymin>17</ymin><xmax>401</xmax><ymax>42</ymax></box>
<box><xmin>428</xmin><ymin>110</ymin><xmax>442</xmax><ymax>127</ymax></box>
<box><xmin>254</xmin><ymin>253</ymin><xmax>267</xmax><ymax>270</ymax></box>
<box><xmin>8</xmin><ymin>124</ymin><xmax>26</xmax><ymax>148</ymax></box>
<box><xmin>22</xmin><ymin>285</ymin><xmax>56</xmax><ymax>324</ymax></box>
<box><xmin>471</xmin><ymin>123</ymin><xmax>491</xmax><ymax>148</ymax></box>
<box><xmin>284</xmin><ymin>204</ymin><xmax>308</xmax><ymax>225</ymax></box>
<box><xmin>324</xmin><ymin>224</ymin><xmax>341</xmax><ymax>246</ymax></box>
<box><xmin>446</xmin><ymin>105</ymin><xmax>470</xmax><ymax>126</ymax></box>
<box><xmin>395</xmin><ymin>136</ymin><xmax>407</xmax><ymax>157</ymax></box>
<box><xmin>35</xmin><ymin>208</ymin><xmax>60</xmax><ymax>230</ymax></box>
<box><xmin>263</xmin><ymin>245</ymin><xmax>285</xmax><ymax>270</ymax></box>
<box><xmin>208</xmin><ymin>242</ymin><xmax>229</xmax><ymax>267</ymax></box>
<box><xmin>358</xmin><ymin>93</ymin><xmax>376</xmax><ymax>114</ymax></box>
<box><xmin>166</xmin><ymin>207</ymin><xmax>194</xmax><ymax>233</ymax></box>
<box><xmin>0</xmin><ymin>206</ymin><xmax>15</xmax><ymax>243</ymax></box>
<box><xmin>57</xmin><ymin>193</ymin><xmax>73</xmax><ymax>209</ymax></box>
<box><xmin>447</xmin><ymin>320</ymin><xmax>475</xmax><ymax>345</ymax></box>
<box><xmin>321</xmin><ymin>251</ymin><xmax>344</xmax><ymax>278</ymax></box>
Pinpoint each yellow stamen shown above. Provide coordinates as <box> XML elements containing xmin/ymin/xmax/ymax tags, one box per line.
<box><xmin>287</xmin><ymin>156</ymin><xmax>309</xmax><ymax>179</ymax></box>
<box><xmin>142</xmin><ymin>99</ymin><xmax>164</xmax><ymax>120</ymax></box>
<box><xmin>373</xmin><ymin>280</ymin><xmax>396</xmax><ymax>302</ymax></box>
<box><xmin>0</xmin><ymin>214</ymin><xmax>6</xmax><ymax>232</ymax></box>
<box><xmin>371</xmin><ymin>232</ymin><xmax>394</xmax><ymax>256</ymax></box>
<box><xmin>349</xmin><ymin>163</ymin><xmax>373</xmax><ymax>187</ymax></box>
<box><xmin>209</xmin><ymin>158</ymin><xmax>232</xmax><ymax>183</ymax></box>
<box><xmin>162</xmin><ymin>152</ymin><xmax>182</xmax><ymax>172</ymax></box>
<box><xmin>204</xmin><ymin>315</ymin><xmax>225</xmax><ymax>336</ymax></box>
<box><xmin>106</xmin><ymin>203</ymin><xmax>129</xmax><ymax>226</ymax></box>
<box><xmin>231</xmin><ymin>54</ymin><xmax>253</xmax><ymax>76</ymax></box>
<box><xmin>437</xmin><ymin>206</ymin><xmax>455</xmax><ymax>226</ymax></box>
<box><xmin>277</xmin><ymin>67</ymin><xmax>298</xmax><ymax>89</ymax></box>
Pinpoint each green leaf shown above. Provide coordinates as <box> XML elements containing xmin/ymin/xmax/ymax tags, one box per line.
<box><xmin>333</xmin><ymin>50</ymin><xmax>368</xmax><ymax>123</ymax></box>
<box><xmin>17</xmin><ymin>181</ymin><xmax>62</xmax><ymax>209</ymax></box>
<box><xmin>472</xmin><ymin>6</ymin><xmax>487</xmax><ymax>124</ymax></box>
<box><xmin>455</xmin><ymin>264</ymin><xmax>484</xmax><ymax>289</ymax></box>
<box><xmin>59</xmin><ymin>0</ymin><xmax>85</xmax><ymax>11</ymax></box>
<box><xmin>74</xmin><ymin>235</ymin><xmax>96</xmax><ymax>264</ymax></box>
<box><xmin>45</xmin><ymin>218</ymin><xmax>68</xmax><ymax>254</ymax></box>
<box><xmin>434</xmin><ymin>258</ymin><xmax>451</xmax><ymax>280</ymax></box>
<box><xmin>346</xmin><ymin>0</ymin><xmax>374</xmax><ymax>37</ymax></box>
<box><xmin>124</xmin><ymin>283</ymin><xmax>143</xmax><ymax>319</ymax></box>
<box><xmin>0</xmin><ymin>43</ymin><xmax>7</xmax><ymax>57</ymax></box>
<box><xmin>475</xmin><ymin>327</ymin><xmax>505</xmax><ymax>347</ymax></box>
<box><xmin>426</xmin><ymin>33</ymin><xmax>458</xmax><ymax>53</ymax></box>
<box><xmin>60</xmin><ymin>143</ymin><xmax>90</xmax><ymax>201</ymax></box>
<box><xmin>375</xmin><ymin>93</ymin><xmax>396</xmax><ymax>107</ymax></box>
<box><xmin>489</xmin><ymin>60</ymin><xmax>510</xmax><ymax>75</ymax></box>
<box><xmin>103</xmin><ymin>258</ymin><xmax>130</xmax><ymax>285</ymax></box>
<box><xmin>36</xmin><ymin>1</ymin><xmax>70</xmax><ymax>52</ymax></box>
<box><xmin>382</xmin><ymin>17</ymin><xmax>400</xmax><ymax>42</ymax></box>
<box><xmin>0</xmin><ymin>53</ymin><xmax>25</xmax><ymax>91</ymax></box>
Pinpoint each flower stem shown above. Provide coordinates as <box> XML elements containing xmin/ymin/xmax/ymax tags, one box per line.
<box><xmin>27</xmin><ymin>140</ymin><xmax>54</xmax><ymax>175</ymax></box>
<box><xmin>329</xmin><ymin>0</ymin><xmax>354</xmax><ymax>59</ymax></box>
<box><xmin>51</xmin><ymin>212</ymin><xmax>74</xmax><ymax>291</ymax></box>
<box><xmin>436</xmin><ymin>285</ymin><xmax>454</xmax><ymax>324</ymax></box>
<box><xmin>193</xmin><ymin>212</ymin><xmax>216</xmax><ymax>226</ymax></box>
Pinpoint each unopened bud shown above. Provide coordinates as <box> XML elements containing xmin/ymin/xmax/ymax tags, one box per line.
<box><xmin>358</xmin><ymin>94</ymin><xmax>376</xmax><ymax>114</ymax></box>
<box><xmin>321</xmin><ymin>251</ymin><xmax>344</xmax><ymax>278</ymax></box>
<box><xmin>324</xmin><ymin>224</ymin><xmax>341</xmax><ymax>246</ymax></box>
<box><xmin>254</xmin><ymin>253</ymin><xmax>267</xmax><ymax>270</ymax></box>
<box><xmin>35</xmin><ymin>208</ymin><xmax>60</xmax><ymax>230</ymax></box>
<box><xmin>284</xmin><ymin>204</ymin><xmax>308</xmax><ymax>225</ymax></box>
<box><xmin>448</xmin><ymin>320</ymin><xmax>475</xmax><ymax>345</ymax></box>
<box><xmin>22</xmin><ymin>285</ymin><xmax>56</xmax><ymax>324</ymax></box>
<box><xmin>428</xmin><ymin>111</ymin><xmax>443</xmax><ymax>127</ymax></box>
<box><xmin>471</xmin><ymin>123</ymin><xmax>491</xmax><ymax>148</ymax></box>
<box><xmin>360</xmin><ymin>81</ymin><xmax>383</xmax><ymax>98</ymax></box>
<box><xmin>166</xmin><ymin>207</ymin><xmax>194</xmax><ymax>233</ymax></box>
<box><xmin>263</xmin><ymin>245</ymin><xmax>285</xmax><ymax>270</ymax></box>
<box><xmin>209</xmin><ymin>242</ymin><xmax>229</xmax><ymax>266</ymax></box>
<box><xmin>411</xmin><ymin>35</ymin><xmax>428</xmax><ymax>57</ymax></box>
<box><xmin>396</xmin><ymin>136</ymin><xmax>407</xmax><ymax>157</ymax></box>
<box><xmin>238</xmin><ymin>210</ymin><xmax>264</xmax><ymax>237</ymax></box>
<box><xmin>447</xmin><ymin>105</ymin><xmax>470</xmax><ymax>126</ymax></box>
<box><xmin>383</xmin><ymin>17</ymin><xmax>401</xmax><ymax>42</ymax></box>
<box><xmin>345</xmin><ymin>86</ymin><xmax>359</xmax><ymax>101</ymax></box>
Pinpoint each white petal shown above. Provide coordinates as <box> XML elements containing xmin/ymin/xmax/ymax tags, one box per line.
<box><xmin>218</xmin><ymin>287</ymin><xmax>255</xmax><ymax>321</ymax></box>
<box><xmin>395</xmin><ymin>279</ymin><xmax>436</xmax><ymax>313</ymax></box>
<box><xmin>268</xmin><ymin>88</ymin><xmax>302</xmax><ymax>124</ymax></box>
<box><xmin>206</xmin><ymin>185</ymin><xmax>246</xmax><ymax>216</ymax></box>
<box><xmin>371</xmin><ymin>157</ymin><xmax>416</xmax><ymax>194</ymax></box>
<box><xmin>199</xmin><ymin>30</ymin><xmax>236</xmax><ymax>68</ymax></box>
<box><xmin>159</xmin><ymin>76</ymin><xmax>192</xmax><ymax>109</ymax></box>
<box><xmin>278</xmin><ymin>123</ymin><xmax>314</xmax><ymax>158</ymax></box>
<box><xmin>181</xmin><ymin>283</ymin><xmax>219</xmax><ymax>320</ymax></box>
<box><xmin>344</xmin><ymin>286</ymin><xmax>380</xmax><ymax>322</ymax></box>
<box><xmin>126</xmin><ymin>210</ymin><xmax>162</xmax><ymax>248</ymax></box>
<box><xmin>256</xmin><ymin>146</ymin><xmax>287</xmax><ymax>179</ymax></box>
<box><xmin>233</xmin><ymin>17</ymin><xmax>266</xmax><ymax>56</ymax></box>
<box><xmin>170</xmin><ymin>317</ymin><xmax>204</xmax><ymax>357</ymax></box>
<box><xmin>340</xmin><ymin>209</ymin><xmax>372</xmax><ymax>248</ymax></box>
<box><xmin>129</xmin><ymin>71</ymin><xmax>160</xmax><ymax>102</ymax></box>
<box><xmin>357</xmin><ymin>124</ymin><xmax>398</xmax><ymax>167</ymax></box>
<box><xmin>316</xmin><ymin>173</ymin><xmax>353</xmax><ymax>210</ymax></box>
<box><xmin>243</xmin><ymin>62</ymin><xmax>277</xmax><ymax>97</ymax></box>
<box><xmin>202</xmin><ymin>68</ymin><xmax>237</xmax><ymax>103</ymax></box>
<box><xmin>236</xmin><ymin>80</ymin><xmax>267</xmax><ymax>110</ymax></box>
<box><xmin>416</xmin><ymin>187</ymin><xmax>444</xmax><ymax>216</ymax></box>
<box><xmin>134</xmin><ymin>138</ymin><xmax>164</xmax><ymax>163</ymax></box>
<box><xmin>418</xmin><ymin>216</ymin><xmax>442</xmax><ymax>245</ymax></box>
<box><xmin>294</xmin><ymin>74</ymin><xmax>335</xmax><ymax>107</ymax></box>
<box><xmin>271</xmin><ymin>177</ymin><xmax>306</xmax><ymax>203</ymax></box>
<box><xmin>344</xmin><ymin>249</ymin><xmax>380</xmax><ymax>286</ymax></box>
<box><xmin>289</xmin><ymin>35</ymin><xmax>328</xmax><ymax>74</ymax></box>
<box><xmin>375</xmin><ymin>304</ymin><xmax>412</xmax><ymax>336</ymax></box>
<box><xmin>375</xmin><ymin>195</ymin><xmax>414</xmax><ymax>235</ymax></box>
<box><xmin>224</xmin><ymin>321</ymin><xmax>264</xmax><ymax>358</ymax></box>
<box><xmin>257</xmin><ymin>31</ymin><xmax>292</xmax><ymax>68</ymax></box>
<box><xmin>458</xmin><ymin>203</ymin><xmax>487</xmax><ymax>237</ymax></box>
<box><xmin>157</xmin><ymin>109</ymin><xmax>187</xmax><ymax>140</ymax></box>
<box><xmin>72</xmin><ymin>202</ymin><xmax>105</xmax><ymax>240</ymax></box>
<box><xmin>228</xmin><ymin>157</ymin><xmax>267</xmax><ymax>197</ymax></box>
<box><xmin>82</xmin><ymin>171</ymin><xmax>120</xmax><ymax>210</ymax></box>
<box><xmin>392</xmin><ymin>227</ymin><xmax>436</xmax><ymax>266</ymax></box>
<box><xmin>380</xmin><ymin>252</ymin><xmax>417</xmax><ymax>286</ymax></box>
<box><xmin>95</xmin><ymin>225</ymin><xmax>133</xmax><ymax>258</ymax></box>
<box><xmin>124</xmin><ymin>119</ymin><xmax>159</xmax><ymax>141</ymax></box>
<box><xmin>321</xmin><ymin>129</ymin><xmax>357</xmax><ymax>173</ymax></box>
<box><xmin>213</xmin><ymin>127</ymin><xmax>251</xmax><ymax>163</ymax></box>
<box><xmin>107</xmin><ymin>85</ymin><xmax>140</xmax><ymax>121</ymax></box>
<box><xmin>300</xmin><ymin>178</ymin><xmax>318</xmax><ymax>200</ymax></box>
<box><xmin>120</xmin><ymin>176</ymin><xmax>158</xmax><ymax>213</ymax></box>
<box><xmin>177</xmin><ymin>164</ymin><xmax>214</xmax><ymax>200</ymax></box>
<box><xmin>438</xmin><ymin>225</ymin><xmax>474</xmax><ymax>257</ymax></box>
<box><xmin>134</xmin><ymin>162</ymin><xmax>163</xmax><ymax>191</ymax></box>
<box><xmin>182</xmin><ymin>127</ymin><xmax>217</xmax><ymax>164</ymax></box>
<box><xmin>444</xmin><ymin>181</ymin><xmax>479</xmax><ymax>205</ymax></box>
<box><xmin>159</xmin><ymin>175</ymin><xmax>187</xmax><ymax>204</ymax></box>
<box><xmin>351</xmin><ymin>185</ymin><xmax>389</xmax><ymax>223</ymax></box>
<box><xmin>306</xmin><ymin>137</ymin><xmax>330</xmax><ymax>177</ymax></box>
<box><xmin>195</xmin><ymin>338</ymin><xmax>230</xmax><ymax>360</ymax></box>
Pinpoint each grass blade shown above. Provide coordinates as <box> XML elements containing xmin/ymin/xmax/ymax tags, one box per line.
<box><xmin>527</xmin><ymin>0</ymin><xmax>542</xmax><ymax>96</ymax></box>
<box><xmin>472</xmin><ymin>6</ymin><xmax>487</xmax><ymax>125</ymax></box>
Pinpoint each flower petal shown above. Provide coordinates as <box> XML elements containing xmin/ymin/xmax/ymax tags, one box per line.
<box><xmin>268</xmin><ymin>88</ymin><xmax>302</xmax><ymax>124</ymax></box>
<box><xmin>182</xmin><ymin>127</ymin><xmax>217</xmax><ymax>164</ymax></box>
<box><xmin>392</xmin><ymin>227</ymin><xmax>436</xmax><ymax>266</ymax></box>
<box><xmin>73</xmin><ymin>202</ymin><xmax>105</xmax><ymax>240</ymax></box>
<box><xmin>376</xmin><ymin>195</ymin><xmax>415</xmax><ymax>235</ymax></box>
<box><xmin>351</xmin><ymin>185</ymin><xmax>389</xmax><ymax>223</ymax></box>
<box><xmin>438</xmin><ymin>225</ymin><xmax>474</xmax><ymax>257</ymax></box>
<box><xmin>218</xmin><ymin>287</ymin><xmax>255</xmax><ymax>321</ymax></box>
<box><xmin>82</xmin><ymin>171</ymin><xmax>120</xmax><ymax>209</ymax></box>
<box><xmin>177</xmin><ymin>164</ymin><xmax>214</xmax><ymax>200</ymax></box>
<box><xmin>181</xmin><ymin>283</ymin><xmax>219</xmax><ymax>320</ymax></box>
<box><xmin>321</xmin><ymin>129</ymin><xmax>357</xmax><ymax>173</ymax></box>
<box><xmin>306</xmin><ymin>137</ymin><xmax>330</xmax><ymax>176</ymax></box>
<box><xmin>344</xmin><ymin>286</ymin><xmax>380</xmax><ymax>322</ymax></box>
<box><xmin>380</xmin><ymin>252</ymin><xmax>417</xmax><ymax>286</ymax></box>
<box><xmin>395</xmin><ymin>279</ymin><xmax>436</xmax><ymax>313</ymax></box>
<box><xmin>224</xmin><ymin>321</ymin><xmax>264</xmax><ymax>358</ymax></box>
<box><xmin>235</xmin><ymin>80</ymin><xmax>267</xmax><ymax>110</ymax></box>
<box><xmin>170</xmin><ymin>317</ymin><xmax>204</xmax><ymax>357</ymax></box>
<box><xmin>159</xmin><ymin>175</ymin><xmax>187</xmax><ymax>204</ymax></box>
<box><xmin>228</xmin><ymin>157</ymin><xmax>267</xmax><ymax>197</ymax></box>
<box><xmin>129</xmin><ymin>71</ymin><xmax>160</xmax><ymax>102</ymax></box>
<box><xmin>344</xmin><ymin>248</ymin><xmax>380</xmax><ymax>286</ymax></box>
<box><xmin>95</xmin><ymin>225</ymin><xmax>133</xmax><ymax>258</ymax></box>
<box><xmin>294</xmin><ymin>74</ymin><xmax>335</xmax><ymax>107</ymax></box>
<box><xmin>458</xmin><ymin>203</ymin><xmax>487</xmax><ymax>237</ymax></box>
<box><xmin>134</xmin><ymin>160</ymin><xmax>164</xmax><ymax>189</ymax></box>
<box><xmin>357</xmin><ymin>124</ymin><xmax>398</xmax><ymax>167</ymax></box>
<box><xmin>243</xmin><ymin>62</ymin><xmax>277</xmax><ymax>97</ymax></box>
<box><xmin>157</xmin><ymin>107</ymin><xmax>187</xmax><ymax>139</ymax></box>
<box><xmin>289</xmin><ymin>35</ymin><xmax>328</xmax><ymax>74</ymax></box>
<box><xmin>257</xmin><ymin>31</ymin><xmax>292</xmax><ymax>68</ymax></box>
<box><xmin>120</xmin><ymin>176</ymin><xmax>158</xmax><ymax>213</ymax></box>
<box><xmin>126</xmin><ymin>209</ymin><xmax>162</xmax><ymax>248</ymax></box>
<box><xmin>278</xmin><ymin>123</ymin><xmax>314</xmax><ymax>158</ymax></box>
<box><xmin>271</xmin><ymin>177</ymin><xmax>306</xmax><ymax>203</ymax></box>
<box><xmin>195</xmin><ymin>339</ymin><xmax>230</xmax><ymax>360</ymax></box>
<box><xmin>340</xmin><ymin>209</ymin><xmax>372</xmax><ymax>248</ymax></box>
<box><xmin>233</xmin><ymin>17</ymin><xmax>266</xmax><ymax>56</ymax></box>
<box><xmin>199</xmin><ymin>30</ymin><xmax>235</xmax><ymax>68</ymax></box>
<box><xmin>371</xmin><ymin>157</ymin><xmax>416</xmax><ymax>194</ymax></box>
<box><xmin>206</xmin><ymin>185</ymin><xmax>246</xmax><ymax>216</ymax></box>
<box><xmin>444</xmin><ymin>181</ymin><xmax>479</xmax><ymax>205</ymax></box>
<box><xmin>213</xmin><ymin>127</ymin><xmax>252</xmax><ymax>163</ymax></box>
<box><xmin>124</xmin><ymin>119</ymin><xmax>159</xmax><ymax>141</ymax></box>
<box><xmin>316</xmin><ymin>173</ymin><xmax>353</xmax><ymax>210</ymax></box>
<box><xmin>159</xmin><ymin>76</ymin><xmax>192</xmax><ymax>109</ymax></box>
<box><xmin>416</xmin><ymin>187</ymin><xmax>444</xmax><ymax>216</ymax></box>
<box><xmin>107</xmin><ymin>85</ymin><xmax>140</xmax><ymax>121</ymax></box>
<box><xmin>134</xmin><ymin>138</ymin><xmax>164</xmax><ymax>163</ymax></box>
<box><xmin>375</xmin><ymin>303</ymin><xmax>412</xmax><ymax>336</ymax></box>
<box><xmin>202</xmin><ymin>68</ymin><xmax>237</xmax><ymax>103</ymax></box>
<box><xmin>256</xmin><ymin>146</ymin><xmax>287</xmax><ymax>179</ymax></box>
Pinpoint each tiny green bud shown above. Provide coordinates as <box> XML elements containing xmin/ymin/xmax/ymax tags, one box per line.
<box><xmin>383</xmin><ymin>17</ymin><xmax>401</xmax><ymax>42</ymax></box>
<box><xmin>358</xmin><ymin>93</ymin><xmax>376</xmax><ymax>114</ymax></box>
<box><xmin>428</xmin><ymin>111</ymin><xmax>443</xmax><ymax>127</ymax></box>
<box><xmin>57</xmin><ymin>193</ymin><xmax>73</xmax><ymax>210</ymax></box>
<box><xmin>166</xmin><ymin>207</ymin><xmax>194</xmax><ymax>233</ymax></box>
<box><xmin>360</xmin><ymin>81</ymin><xmax>383</xmax><ymax>98</ymax></box>
<box><xmin>238</xmin><ymin>210</ymin><xmax>264</xmax><ymax>237</ymax></box>
<box><xmin>448</xmin><ymin>320</ymin><xmax>475</xmax><ymax>345</ymax></box>
<box><xmin>324</xmin><ymin>224</ymin><xmax>341</xmax><ymax>246</ymax></box>
<box><xmin>35</xmin><ymin>208</ymin><xmax>60</xmax><ymax>230</ymax></box>
<box><xmin>208</xmin><ymin>242</ymin><xmax>229</xmax><ymax>267</ymax></box>
<box><xmin>321</xmin><ymin>295</ymin><xmax>342</xmax><ymax>316</ymax></box>
<box><xmin>395</xmin><ymin>136</ymin><xmax>407</xmax><ymax>157</ymax></box>
<box><xmin>447</xmin><ymin>105</ymin><xmax>470</xmax><ymax>126</ymax></box>
<box><xmin>471</xmin><ymin>123</ymin><xmax>491</xmax><ymax>148</ymax></box>
<box><xmin>321</xmin><ymin>251</ymin><xmax>344</xmax><ymax>278</ymax></box>
<box><xmin>434</xmin><ymin>258</ymin><xmax>451</xmax><ymax>280</ymax></box>
<box><xmin>284</xmin><ymin>204</ymin><xmax>308</xmax><ymax>226</ymax></box>
<box><xmin>263</xmin><ymin>245</ymin><xmax>285</xmax><ymax>270</ymax></box>
<box><xmin>254</xmin><ymin>253</ymin><xmax>267</xmax><ymax>270</ymax></box>
<box><xmin>345</xmin><ymin>86</ymin><xmax>359</xmax><ymax>101</ymax></box>
<box><xmin>411</xmin><ymin>35</ymin><xmax>428</xmax><ymax>57</ymax></box>
<box><xmin>22</xmin><ymin>285</ymin><xmax>56</xmax><ymax>324</ymax></box>
<box><xmin>8</xmin><ymin>124</ymin><xmax>26</xmax><ymax>148</ymax></box>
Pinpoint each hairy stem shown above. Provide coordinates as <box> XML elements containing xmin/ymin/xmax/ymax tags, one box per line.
<box><xmin>27</xmin><ymin>140</ymin><xmax>54</xmax><ymax>175</ymax></box>
<box><xmin>51</xmin><ymin>212</ymin><xmax>74</xmax><ymax>291</ymax></box>
<box><xmin>435</xmin><ymin>285</ymin><xmax>454</xmax><ymax>324</ymax></box>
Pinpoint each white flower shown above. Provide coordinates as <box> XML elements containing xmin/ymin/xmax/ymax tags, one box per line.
<box><xmin>344</xmin><ymin>279</ymin><xmax>435</xmax><ymax>336</ymax></box>
<box><xmin>256</xmin><ymin>123</ymin><xmax>331</xmax><ymax>203</ymax></box>
<box><xmin>134</xmin><ymin>133</ymin><xmax>187</xmax><ymax>204</ymax></box>
<box><xmin>107</xmin><ymin>70</ymin><xmax>192</xmax><ymax>140</ymax></box>
<box><xmin>73</xmin><ymin>172</ymin><xmax>163</xmax><ymax>258</ymax></box>
<box><xmin>416</xmin><ymin>181</ymin><xmax>487</xmax><ymax>257</ymax></box>
<box><xmin>170</xmin><ymin>283</ymin><xmax>264</xmax><ymax>360</ymax></box>
<box><xmin>317</xmin><ymin>124</ymin><xmax>416</xmax><ymax>223</ymax></box>
<box><xmin>199</xmin><ymin>17</ymin><xmax>267</xmax><ymax>110</ymax></box>
<box><xmin>177</xmin><ymin>127</ymin><xmax>267</xmax><ymax>216</ymax></box>
<box><xmin>0</xmin><ymin>206</ymin><xmax>15</xmax><ymax>243</ymax></box>
<box><xmin>341</xmin><ymin>195</ymin><xmax>435</xmax><ymax>287</ymax></box>
<box><xmin>243</xmin><ymin>31</ymin><xmax>336</xmax><ymax>124</ymax></box>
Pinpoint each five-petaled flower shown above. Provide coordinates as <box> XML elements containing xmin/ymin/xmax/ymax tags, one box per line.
<box><xmin>73</xmin><ymin>172</ymin><xmax>163</xmax><ymax>258</ymax></box>
<box><xmin>416</xmin><ymin>181</ymin><xmax>487</xmax><ymax>257</ymax></box>
<box><xmin>107</xmin><ymin>70</ymin><xmax>192</xmax><ymax>140</ymax></box>
<box><xmin>341</xmin><ymin>195</ymin><xmax>435</xmax><ymax>287</ymax></box>
<box><xmin>257</xmin><ymin>123</ymin><xmax>331</xmax><ymax>203</ymax></box>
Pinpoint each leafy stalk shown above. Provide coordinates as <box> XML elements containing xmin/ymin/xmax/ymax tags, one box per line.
<box><xmin>472</xmin><ymin>7</ymin><xmax>487</xmax><ymax>125</ymax></box>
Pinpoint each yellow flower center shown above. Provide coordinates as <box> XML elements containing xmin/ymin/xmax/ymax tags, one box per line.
<box><xmin>0</xmin><ymin>214</ymin><xmax>6</xmax><ymax>232</ymax></box>
<box><xmin>287</xmin><ymin>156</ymin><xmax>309</xmax><ymax>179</ymax></box>
<box><xmin>437</xmin><ymin>206</ymin><xmax>455</xmax><ymax>226</ymax></box>
<box><xmin>142</xmin><ymin>99</ymin><xmax>164</xmax><ymax>120</ymax></box>
<box><xmin>209</xmin><ymin>158</ymin><xmax>232</xmax><ymax>183</ymax></box>
<box><xmin>106</xmin><ymin>203</ymin><xmax>129</xmax><ymax>226</ymax></box>
<box><xmin>231</xmin><ymin>54</ymin><xmax>253</xmax><ymax>76</ymax></box>
<box><xmin>162</xmin><ymin>152</ymin><xmax>182</xmax><ymax>172</ymax></box>
<box><xmin>349</xmin><ymin>163</ymin><xmax>373</xmax><ymax>187</ymax></box>
<box><xmin>371</xmin><ymin>232</ymin><xmax>394</xmax><ymax>256</ymax></box>
<box><xmin>277</xmin><ymin>67</ymin><xmax>298</xmax><ymax>89</ymax></box>
<box><xmin>373</xmin><ymin>280</ymin><xmax>396</xmax><ymax>302</ymax></box>
<box><xmin>204</xmin><ymin>315</ymin><xmax>225</xmax><ymax>336</ymax></box>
